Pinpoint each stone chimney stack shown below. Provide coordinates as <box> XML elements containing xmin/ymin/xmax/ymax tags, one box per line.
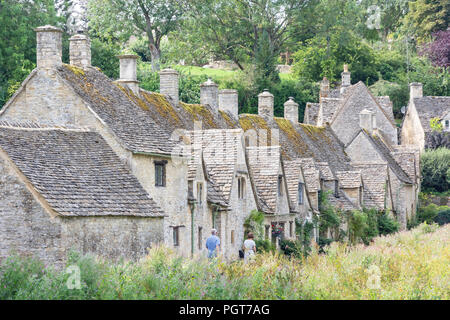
<box><xmin>200</xmin><ymin>79</ymin><xmax>219</xmax><ymax>110</ymax></box>
<box><xmin>320</xmin><ymin>77</ymin><xmax>330</xmax><ymax>102</ymax></box>
<box><xmin>284</xmin><ymin>97</ymin><xmax>299</xmax><ymax>123</ymax></box>
<box><xmin>34</xmin><ymin>25</ymin><xmax>63</xmax><ymax>68</ymax></box>
<box><xmin>340</xmin><ymin>64</ymin><xmax>351</xmax><ymax>94</ymax></box>
<box><xmin>218</xmin><ymin>89</ymin><xmax>238</xmax><ymax>118</ymax></box>
<box><xmin>69</xmin><ymin>30</ymin><xmax>91</xmax><ymax>68</ymax></box>
<box><xmin>160</xmin><ymin>68</ymin><xmax>179</xmax><ymax>106</ymax></box>
<box><xmin>117</xmin><ymin>55</ymin><xmax>140</xmax><ymax>96</ymax></box>
<box><xmin>258</xmin><ymin>89</ymin><xmax>274</xmax><ymax>118</ymax></box>
<box><xmin>409</xmin><ymin>82</ymin><xmax>423</xmax><ymax>103</ymax></box>
<box><xmin>359</xmin><ymin>109</ymin><xmax>374</xmax><ymax>133</ymax></box>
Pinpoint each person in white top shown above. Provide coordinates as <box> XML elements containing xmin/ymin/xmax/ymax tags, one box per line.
<box><xmin>243</xmin><ymin>232</ymin><xmax>257</xmax><ymax>263</ymax></box>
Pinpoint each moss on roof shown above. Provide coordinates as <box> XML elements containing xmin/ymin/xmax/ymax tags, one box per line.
<box><xmin>141</xmin><ymin>91</ymin><xmax>181</xmax><ymax>126</ymax></box>
<box><xmin>180</xmin><ymin>102</ymin><xmax>218</xmax><ymax>128</ymax></box>
<box><xmin>64</xmin><ymin>64</ymin><xmax>85</xmax><ymax>78</ymax></box>
<box><xmin>114</xmin><ymin>84</ymin><xmax>150</xmax><ymax>111</ymax></box>
<box><xmin>274</xmin><ymin>118</ymin><xmax>311</xmax><ymax>158</ymax></box>
<box><xmin>219</xmin><ymin>110</ymin><xmax>238</xmax><ymax>128</ymax></box>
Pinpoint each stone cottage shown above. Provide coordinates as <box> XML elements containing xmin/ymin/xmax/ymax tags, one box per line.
<box><xmin>401</xmin><ymin>82</ymin><xmax>450</xmax><ymax>151</ymax></box>
<box><xmin>0</xmin><ymin>26</ymin><xmax>422</xmax><ymax>264</ymax></box>
<box><xmin>0</xmin><ymin>26</ymin><xmax>194</xmax><ymax>259</ymax></box>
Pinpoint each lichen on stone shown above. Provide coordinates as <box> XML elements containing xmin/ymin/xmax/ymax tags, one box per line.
<box><xmin>63</xmin><ymin>64</ymin><xmax>85</xmax><ymax>78</ymax></box>
<box><xmin>141</xmin><ymin>91</ymin><xmax>181</xmax><ymax>125</ymax></box>
<box><xmin>219</xmin><ymin>110</ymin><xmax>238</xmax><ymax>128</ymax></box>
<box><xmin>180</xmin><ymin>102</ymin><xmax>217</xmax><ymax>128</ymax></box>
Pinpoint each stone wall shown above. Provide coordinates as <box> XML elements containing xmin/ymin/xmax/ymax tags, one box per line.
<box><xmin>131</xmin><ymin>153</ymin><xmax>191</xmax><ymax>257</ymax></box>
<box><xmin>61</xmin><ymin>216</ymin><xmax>164</xmax><ymax>262</ymax></box>
<box><xmin>0</xmin><ymin>154</ymin><xmax>164</xmax><ymax>267</ymax></box>
<box><xmin>0</xmin><ymin>154</ymin><xmax>63</xmax><ymax>267</ymax></box>
<box><xmin>401</xmin><ymin>102</ymin><xmax>425</xmax><ymax>151</ymax></box>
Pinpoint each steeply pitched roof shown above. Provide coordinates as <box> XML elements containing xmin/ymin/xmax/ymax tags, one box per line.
<box><xmin>330</xmin><ymin>81</ymin><xmax>396</xmax><ymax>128</ymax></box>
<box><xmin>376</xmin><ymin>96</ymin><xmax>395</xmax><ymax>123</ymax></box>
<box><xmin>207</xmin><ymin>179</ymin><xmax>229</xmax><ymax>209</ymax></box>
<box><xmin>56</xmin><ymin>65</ymin><xmax>177</xmax><ymax>155</ymax></box>
<box><xmin>283</xmin><ymin>158</ymin><xmax>305</xmax><ymax>207</ymax></box>
<box><xmin>335</xmin><ymin>171</ymin><xmax>362</xmax><ymax>188</ymax></box>
<box><xmin>187</xmin><ymin>129</ymin><xmax>244</xmax><ymax>205</ymax></box>
<box><xmin>246</xmin><ymin>146</ymin><xmax>282</xmax><ymax>214</ymax></box>
<box><xmin>352</xmin><ymin>163</ymin><xmax>388</xmax><ymax>209</ymax></box>
<box><xmin>320</xmin><ymin>98</ymin><xmax>341</xmax><ymax>124</ymax></box>
<box><xmin>304</xmin><ymin>103</ymin><xmax>319</xmax><ymax>125</ymax></box>
<box><xmin>316</xmin><ymin>162</ymin><xmax>336</xmax><ymax>181</ymax></box>
<box><xmin>413</xmin><ymin>96</ymin><xmax>450</xmax><ymax>132</ymax></box>
<box><xmin>327</xmin><ymin>190</ymin><xmax>358</xmax><ymax>211</ymax></box>
<box><xmin>299</xmin><ymin>158</ymin><xmax>320</xmax><ymax>192</ymax></box>
<box><xmin>362</xmin><ymin>130</ymin><xmax>413</xmax><ymax>184</ymax></box>
<box><xmin>239</xmin><ymin>114</ymin><xmax>352</xmax><ymax>173</ymax></box>
<box><xmin>0</xmin><ymin>124</ymin><xmax>164</xmax><ymax>217</ymax></box>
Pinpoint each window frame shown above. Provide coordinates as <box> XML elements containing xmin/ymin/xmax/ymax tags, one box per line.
<box><xmin>173</xmin><ymin>227</ymin><xmax>180</xmax><ymax>247</ymax></box>
<box><xmin>197</xmin><ymin>182</ymin><xmax>203</xmax><ymax>205</ymax></box>
<box><xmin>278</xmin><ymin>175</ymin><xmax>283</xmax><ymax>196</ymax></box>
<box><xmin>154</xmin><ymin>160</ymin><xmax>167</xmax><ymax>187</ymax></box>
<box><xmin>298</xmin><ymin>182</ymin><xmax>304</xmax><ymax>205</ymax></box>
<box><xmin>238</xmin><ymin>177</ymin><xmax>246</xmax><ymax>199</ymax></box>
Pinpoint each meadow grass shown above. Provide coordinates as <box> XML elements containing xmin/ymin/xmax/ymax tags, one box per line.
<box><xmin>0</xmin><ymin>223</ymin><xmax>448</xmax><ymax>300</ymax></box>
<box><xmin>174</xmin><ymin>65</ymin><xmax>294</xmax><ymax>82</ymax></box>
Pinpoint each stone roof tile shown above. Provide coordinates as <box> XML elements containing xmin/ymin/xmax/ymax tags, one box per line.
<box><xmin>0</xmin><ymin>126</ymin><xmax>164</xmax><ymax>217</ymax></box>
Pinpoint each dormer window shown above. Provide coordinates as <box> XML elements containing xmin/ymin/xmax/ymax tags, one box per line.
<box><xmin>155</xmin><ymin>160</ymin><xmax>167</xmax><ymax>187</ymax></box>
<box><xmin>278</xmin><ymin>175</ymin><xmax>283</xmax><ymax>196</ymax></box>
<box><xmin>238</xmin><ymin>177</ymin><xmax>246</xmax><ymax>199</ymax></box>
<box><xmin>445</xmin><ymin>120</ymin><xmax>449</xmax><ymax>129</ymax></box>
<box><xmin>298</xmin><ymin>182</ymin><xmax>304</xmax><ymax>204</ymax></box>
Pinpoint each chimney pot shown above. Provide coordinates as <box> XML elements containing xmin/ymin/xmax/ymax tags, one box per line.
<box><xmin>34</xmin><ymin>25</ymin><xmax>63</xmax><ymax>68</ymax></box>
<box><xmin>116</xmin><ymin>54</ymin><xmax>140</xmax><ymax>96</ymax></box>
<box><xmin>160</xmin><ymin>68</ymin><xmax>179</xmax><ymax>106</ymax></box>
<box><xmin>219</xmin><ymin>89</ymin><xmax>238</xmax><ymax>118</ymax></box>
<box><xmin>200</xmin><ymin>78</ymin><xmax>219</xmax><ymax>110</ymax></box>
<box><xmin>320</xmin><ymin>77</ymin><xmax>330</xmax><ymax>101</ymax></box>
<box><xmin>69</xmin><ymin>32</ymin><xmax>91</xmax><ymax>68</ymax></box>
<box><xmin>284</xmin><ymin>97</ymin><xmax>299</xmax><ymax>123</ymax></box>
<box><xmin>409</xmin><ymin>82</ymin><xmax>423</xmax><ymax>103</ymax></box>
<box><xmin>340</xmin><ymin>64</ymin><xmax>351</xmax><ymax>93</ymax></box>
<box><xmin>258</xmin><ymin>90</ymin><xmax>274</xmax><ymax>118</ymax></box>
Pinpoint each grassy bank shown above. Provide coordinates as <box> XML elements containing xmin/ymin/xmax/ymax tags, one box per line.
<box><xmin>1</xmin><ymin>223</ymin><xmax>448</xmax><ymax>300</ymax></box>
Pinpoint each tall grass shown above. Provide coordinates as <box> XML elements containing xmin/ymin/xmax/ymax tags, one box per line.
<box><xmin>1</xmin><ymin>224</ymin><xmax>448</xmax><ymax>300</ymax></box>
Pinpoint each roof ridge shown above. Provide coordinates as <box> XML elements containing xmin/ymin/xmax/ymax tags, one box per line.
<box><xmin>0</xmin><ymin>120</ymin><xmax>91</xmax><ymax>132</ymax></box>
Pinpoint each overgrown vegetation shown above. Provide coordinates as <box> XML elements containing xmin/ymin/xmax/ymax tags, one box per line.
<box><xmin>420</xmin><ymin>148</ymin><xmax>450</xmax><ymax>193</ymax></box>
<box><xmin>1</xmin><ymin>224</ymin><xmax>448</xmax><ymax>300</ymax></box>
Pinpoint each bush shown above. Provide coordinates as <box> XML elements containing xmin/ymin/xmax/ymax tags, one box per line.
<box><xmin>254</xmin><ymin>239</ymin><xmax>276</xmax><ymax>253</ymax></box>
<box><xmin>421</xmin><ymin>148</ymin><xmax>450</xmax><ymax>193</ymax></box>
<box><xmin>377</xmin><ymin>212</ymin><xmax>399</xmax><ymax>235</ymax></box>
<box><xmin>434</xmin><ymin>209</ymin><xmax>450</xmax><ymax>226</ymax></box>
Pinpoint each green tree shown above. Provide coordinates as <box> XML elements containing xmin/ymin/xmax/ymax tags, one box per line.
<box><xmin>88</xmin><ymin>0</ymin><xmax>184</xmax><ymax>71</ymax></box>
<box><xmin>421</xmin><ymin>148</ymin><xmax>450</xmax><ymax>193</ymax></box>
<box><xmin>181</xmin><ymin>0</ymin><xmax>311</xmax><ymax>71</ymax></box>
<box><xmin>404</xmin><ymin>0</ymin><xmax>450</xmax><ymax>43</ymax></box>
<box><xmin>292</xmin><ymin>30</ymin><xmax>379</xmax><ymax>85</ymax></box>
<box><xmin>0</xmin><ymin>0</ymin><xmax>62</xmax><ymax>108</ymax></box>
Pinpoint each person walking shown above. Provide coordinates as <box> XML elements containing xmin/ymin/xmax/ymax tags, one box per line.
<box><xmin>206</xmin><ymin>228</ymin><xmax>220</xmax><ymax>259</ymax></box>
<box><xmin>243</xmin><ymin>232</ymin><xmax>256</xmax><ymax>263</ymax></box>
